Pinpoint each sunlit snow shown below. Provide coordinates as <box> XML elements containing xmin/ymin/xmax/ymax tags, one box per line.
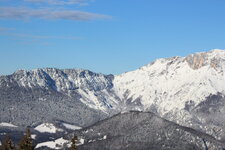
<box><xmin>62</xmin><ymin>123</ymin><xmax>82</xmax><ymax>130</ymax></box>
<box><xmin>34</xmin><ymin>123</ymin><xmax>61</xmax><ymax>133</ymax></box>
<box><xmin>0</xmin><ymin>122</ymin><xmax>18</xmax><ymax>128</ymax></box>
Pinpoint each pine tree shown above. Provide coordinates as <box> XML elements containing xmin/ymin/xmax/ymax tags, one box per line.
<box><xmin>0</xmin><ymin>134</ymin><xmax>16</xmax><ymax>150</ymax></box>
<box><xmin>19</xmin><ymin>128</ymin><xmax>33</xmax><ymax>150</ymax></box>
<box><xmin>202</xmin><ymin>139</ymin><xmax>208</xmax><ymax>150</ymax></box>
<box><xmin>70</xmin><ymin>135</ymin><xmax>78</xmax><ymax>150</ymax></box>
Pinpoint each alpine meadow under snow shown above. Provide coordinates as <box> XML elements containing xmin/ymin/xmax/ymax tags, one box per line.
<box><xmin>1</xmin><ymin>49</ymin><xmax>225</xmax><ymax>149</ymax></box>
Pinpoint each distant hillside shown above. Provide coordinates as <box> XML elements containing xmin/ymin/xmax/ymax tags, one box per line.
<box><xmin>70</xmin><ymin>111</ymin><xmax>225</xmax><ymax>150</ymax></box>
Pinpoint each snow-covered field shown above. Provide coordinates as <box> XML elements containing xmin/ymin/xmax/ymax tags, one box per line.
<box><xmin>35</xmin><ymin>138</ymin><xmax>70</xmax><ymax>149</ymax></box>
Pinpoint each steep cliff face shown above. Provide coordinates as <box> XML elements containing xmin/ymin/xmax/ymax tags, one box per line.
<box><xmin>185</xmin><ymin>52</ymin><xmax>208</xmax><ymax>69</ymax></box>
<box><xmin>185</xmin><ymin>49</ymin><xmax>224</xmax><ymax>70</ymax></box>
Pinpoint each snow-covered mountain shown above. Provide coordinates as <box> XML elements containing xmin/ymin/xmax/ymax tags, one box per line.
<box><xmin>114</xmin><ymin>49</ymin><xmax>225</xmax><ymax>113</ymax></box>
<box><xmin>0</xmin><ymin>69</ymin><xmax>112</xmax><ymax>127</ymax></box>
<box><xmin>1</xmin><ymin>49</ymin><xmax>225</xmax><ymax>141</ymax></box>
<box><xmin>10</xmin><ymin>68</ymin><xmax>119</xmax><ymax>112</ymax></box>
<box><xmin>113</xmin><ymin>49</ymin><xmax>225</xmax><ymax>140</ymax></box>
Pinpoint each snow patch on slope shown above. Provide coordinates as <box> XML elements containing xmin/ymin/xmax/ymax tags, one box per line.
<box><xmin>62</xmin><ymin>123</ymin><xmax>82</xmax><ymax>130</ymax></box>
<box><xmin>0</xmin><ymin>122</ymin><xmax>18</xmax><ymax>128</ymax></box>
<box><xmin>34</xmin><ymin>123</ymin><xmax>62</xmax><ymax>133</ymax></box>
<box><xmin>31</xmin><ymin>134</ymin><xmax>36</xmax><ymax>139</ymax></box>
<box><xmin>35</xmin><ymin>138</ymin><xmax>69</xmax><ymax>149</ymax></box>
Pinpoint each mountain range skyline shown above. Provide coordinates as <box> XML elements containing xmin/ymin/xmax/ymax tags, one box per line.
<box><xmin>1</xmin><ymin>49</ymin><xmax>225</xmax><ymax>149</ymax></box>
<box><xmin>1</xmin><ymin>48</ymin><xmax>224</xmax><ymax>76</ymax></box>
<box><xmin>1</xmin><ymin>0</ymin><xmax>225</xmax><ymax>75</ymax></box>
<box><xmin>1</xmin><ymin>1</ymin><xmax>225</xmax><ymax>149</ymax></box>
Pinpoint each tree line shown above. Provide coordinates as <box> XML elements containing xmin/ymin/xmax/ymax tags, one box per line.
<box><xmin>0</xmin><ymin>129</ymin><xmax>78</xmax><ymax>150</ymax></box>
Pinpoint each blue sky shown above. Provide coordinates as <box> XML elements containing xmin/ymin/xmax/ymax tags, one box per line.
<box><xmin>0</xmin><ymin>0</ymin><xmax>225</xmax><ymax>75</ymax></box>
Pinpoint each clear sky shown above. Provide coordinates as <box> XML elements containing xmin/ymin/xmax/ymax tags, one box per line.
<box><xmin>0</xmin><ymin>0</ymin><xmax>225</xmax><ymax>75</ymax></box>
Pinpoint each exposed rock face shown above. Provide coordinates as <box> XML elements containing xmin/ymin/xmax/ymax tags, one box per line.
<box><xmin>185</xmin><ymin>53</ymin><xmax>208</xmax><ymax>69</ymax></box>
<box><xmin>185</xmin><ymin>49</ymin><xmax>224</xmax><ymax>70</ymax></box>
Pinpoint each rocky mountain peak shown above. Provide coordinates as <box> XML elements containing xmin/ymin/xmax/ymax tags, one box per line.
<box><xmin>8</xmin><ymin>68</ymin><xmax>114</xmax><ymax>92</ymax></box>
<box><xmin>185</xmin><ymin>49</ymin><xmax>225</xmax><ymax>70</ymax></box>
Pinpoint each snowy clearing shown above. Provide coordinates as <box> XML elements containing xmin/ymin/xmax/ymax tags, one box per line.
<box><xmin>34</xmin><ymin>123</ymin><xmax>62</xmax><ymax>133</ymax></box>
<box><xmin>35</xmin><ymin>138</ymin><xmax>70</xmax><ymax>149</ymax></box>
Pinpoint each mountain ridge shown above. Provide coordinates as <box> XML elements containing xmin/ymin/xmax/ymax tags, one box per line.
<box><xmin>72</xmin><ymin>111</ymin><xmax>225</xmax><ymax>150</ymax></box>
<box><xmin>1</xmin><ymin>48</ymin><xmax>225</xmax><ymax>141</ymax></box>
